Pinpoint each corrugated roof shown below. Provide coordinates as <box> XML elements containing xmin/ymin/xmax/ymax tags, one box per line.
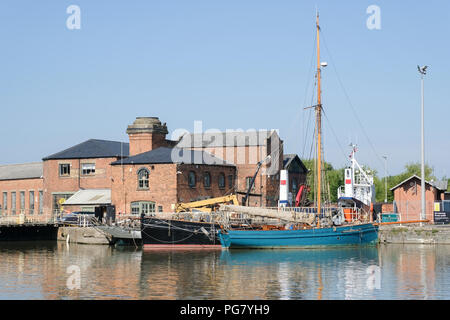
<box><xmin>64</xmin><ymin>189</ymin><xmax>111</xmax><ymax>205</ymax></box>
<box><xmin>176</xmin><ymin>130</ymin><xmax>279</xmax><ymax>148</ymax></box>
<box><xmin>111</xmin><ymin>147</ymin><xmax>234</xmax><ymax>166</ymax></box>
<box><xmin>0</xmin><ymin>162</ymin><xmax>43</xmax><ymax>181</ymax></box>
<box><xmin>43</xmin><ymin>139</ymin><xmax>129</xmax><ymax>160</ymax></box>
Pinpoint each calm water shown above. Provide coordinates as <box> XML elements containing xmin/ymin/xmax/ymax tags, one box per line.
<box><xmin>0</xmin><ymin>241</ymin><xmax>449</xmax><ymax>300</ymax></box>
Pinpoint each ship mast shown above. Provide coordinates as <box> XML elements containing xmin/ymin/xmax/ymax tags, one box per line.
<box><xmin>315</xmin><ymin>12</ymin><xmax>322</xmax><ymax>228</ymax></box>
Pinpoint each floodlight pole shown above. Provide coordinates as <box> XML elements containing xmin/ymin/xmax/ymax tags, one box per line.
<box><xmin>419</xmin><ymin>66</ymin><xmax>427</xmax><ymax>226</ymax></box>
<box><xmin>382</xmin><ymin>156</ymin><xmax>388</xmax><ymax>203</ymax></box>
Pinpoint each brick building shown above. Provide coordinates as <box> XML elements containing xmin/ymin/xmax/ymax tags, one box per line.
<box><xmin>111</xmin><ymin>147</ymin><xmax>235</xmax><ymax>216</ymax></box>
<box><xmin>283</xmin><ymin>154</ymin><xmax>308</xmax><ymax>201</ymax></box>
<box><xmin>176</xmin><ymin>130</ymin><xmax>286</xmax><ymax>207</ymax></box>
<box><xmin>391</xmin><ymin>174</ymin><xmax>447</xmax><ymax>223</ymax></box>
<box><xmin>41</xmin><ymin>139</ymin><xmax>129</xmax><ymax>218</ymax></box>
<box><xmin>0</xmin><ymin>116</ymin><xmax>306</xmax><ymax>222</ymax></box>
<box><xmin>0</xmin><ymin>163</ymin><xmax>44</xmax><ymax>220</ymax></box>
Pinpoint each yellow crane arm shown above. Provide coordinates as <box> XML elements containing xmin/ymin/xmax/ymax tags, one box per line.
<box><xmin>175</xmin><ymin>194</ymin><xmax>239</xmax><ymax>213</ymax></box>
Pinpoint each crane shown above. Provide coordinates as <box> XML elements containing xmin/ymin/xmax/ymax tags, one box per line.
<box><xmin>241</xmin><ymin>155</ymin><xmax>271</xmax><ymax>206</ymax></box>
<box><xmin>175</xmin><ymin>194</ymin><xmax>239</xmax><ymax>213</ymax></box>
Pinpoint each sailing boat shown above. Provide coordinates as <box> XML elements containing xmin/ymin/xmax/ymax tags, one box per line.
<box><xmin>217</xmin><ymin>14</ymin><xmax>379</xmax><ymax>249</ymax></box>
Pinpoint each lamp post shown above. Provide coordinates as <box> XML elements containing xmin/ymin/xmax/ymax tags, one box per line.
<box><xmin>382</xmin><ymin>156</ymin><xmax>388</xmax><ymax>203</ymax></box>
<box><xmin>418</xmin><ymin>65</ymin><xmax>428</xmax><ymax>225</ymax></box>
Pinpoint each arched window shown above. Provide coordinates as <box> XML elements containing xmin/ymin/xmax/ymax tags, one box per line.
<box><xmin>203</xmin><ymin>172</ymin><xmax>211</xmax><ymax>188</ymax></box>
<box><xmin>228</xmin><ymin>175</ymin><xmax>233</xmax><ymax>189</ymax></box>
<box><xmin>188</xmin><ymin>171</ymin><xmax>196</xmax><ymax>188</ymax></box>
<box><xmin>137</xmin><ymin>168</ymin><xmax>149</xmax><ymax>190</ymax></box>
<box><xmin>218</xmin><ymin>173</ymin><xmax>225</xmax><ymax>189</ymax></box>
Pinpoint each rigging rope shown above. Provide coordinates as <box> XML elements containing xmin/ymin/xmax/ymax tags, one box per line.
<box><xmin>141</xmin><ymin>218</ymin><xmax>217</xmax><ymax>244</ymax></box>
<box><xmin>320</xmin><ymin>29</ymin><xmax>385</xmax><ymax>170</ymax></box>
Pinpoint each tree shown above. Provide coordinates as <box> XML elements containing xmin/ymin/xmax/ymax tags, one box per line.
<box><xmin>374</xmin><ymin>162</ymin><xmax>435</xmax><ymax>203</ymax></box>
<box><xmin>300</xmin><ymin>159</ymin><xmax>440</xmax><ymax>205</ymax></box>
<box><xmin>301</xmin><ymin>159</ymin><xmax>344</xmax><ymax>204</ymax></box>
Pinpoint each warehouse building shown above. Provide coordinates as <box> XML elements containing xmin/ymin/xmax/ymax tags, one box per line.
<box><xmin>0</xmin><ymin>116</ymin><xmax>306</xmax><ymax>222</ymax></box>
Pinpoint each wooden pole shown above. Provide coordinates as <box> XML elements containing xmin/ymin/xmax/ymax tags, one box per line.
<box><xmin>316</xmin><ymin>13</ymin><xmax>322</xmax><ymax>228</ymax></box>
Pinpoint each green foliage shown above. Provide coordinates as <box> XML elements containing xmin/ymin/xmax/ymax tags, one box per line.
<box><xmin>301</xmin><ymin>159</ymin><xmax>344</xmax><ymax>204</ymax></box>
<box><xmin>375</xmin><ymin>162</ymin><xmax>436</xmax><ymax>203</ymax></box>
<box><xmin>300</xmin><ymin>159</ymin><xmax>439</xmax><ymax>204</ymax></box>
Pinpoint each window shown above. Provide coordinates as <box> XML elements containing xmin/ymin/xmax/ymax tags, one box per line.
<box><xmin>52</xmin><ymin>193</ymin><xmax>74</xmax><ymax>215</ymax></box>
<box><xmin>20</xmin><ymin>191</ymin><xmax>25</xmax><ymax>213</ymax></box>
<box><xmin>131</xmin><ymin>201</ymin><xmax>155</xmax><ymax>215</ymax></box>
<box><xmin>11</xmin><ymin>192</ymin><xmax>16</xmax><ymax>215</ymax></box>
<box><xmin>218</xmin><ymin>173</ymin><xmax>225</xmax><ymax>189</ymax></box>
<box><xmin>59</xmin><ymin>164</ymin><xmax>70</xmax><ymax>176</ymax></box>
<box><xmin>188</xmin><ymin>171</ymin><xmax>196</xmax><ymax>188</ymax></box>
<box><xmin>137</xmin><ymin>168</ymin><xmax>150</xmax><ymax>189</ymax></box>
<box><xmin>3</xmin><ymin>192</ymin><xmax>7</xmax><ymax>212</ymax></box>
<box><xmin>158</xmin><ymin>206</ymin><xmax>163</xmax><ymax>212</ymax></box>
<box><xmin>131</xmin><ymin>202</ymin><xmax>140</xmax><ymax>215</ymax></box>
<box><xmin>203</xmin><ymin>172</ymin><xmax>211</xmax><ymax>188</ymax></box>
<box><xmin>292</xmin><ymin>178</ymin><xmax>298</xmax><ymax>195</ymax></box>
<box><xmin>81</xmin><ymin>163</ymin><xmax>95</xmax><ymax>175</ymax></box>
<box><xmin>246</xmin><ymin>177</ymin><xmax>255</xmax><ymax>191</ymax></box>
<box><xmin>38</xmin><ymin>191</ymin><xmax>43</xmax><ymax>214</ymax></box>
<box><xmin>29</xmin><ymin>191</ymin><xmax>35</xmax><ymax>215</ymax></box>
<box><xmin>141</xmin><ymin>202</ymin><xmax>155</xmax><ymax>214</ymax></box>
<box><xmin>228</xmin><ymin>175</ymin><xmax>233</xmax><ymax>189</ymax></box>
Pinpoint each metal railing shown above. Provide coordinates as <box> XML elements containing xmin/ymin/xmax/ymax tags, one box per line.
<box><xmin>265</xmin><ymin>206</ymin><xmax>336</xmax><ymax>215</ymax></box>
<box><xmin>56</xmin><ymin>213</ymin><xmax>96</xmax><ymax>227</ymax></box>
<box><xmin>386</xmin><ymin>200</ymin><xmax>436</xmax><ymax>223</ymax></box>
<box><xmin>337</xmin><ymin>186</ymin><xmax>345</xmax><ymax>199</ymax></box>
<box><xmin>0</xmin><ymin>214</ymin><xmax>56</xmax><ymax>226</ymax></box>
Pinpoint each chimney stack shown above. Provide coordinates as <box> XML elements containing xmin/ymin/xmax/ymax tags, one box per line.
<box><xmin>126</xmin><ymin>117</ymin><xmax>169</xmax><ymax>156</ymax></box>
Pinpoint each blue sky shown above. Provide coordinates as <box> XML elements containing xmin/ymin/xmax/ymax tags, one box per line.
<box><xmin>0</xmin><ymin>1</ymin><xmax>449</xmax><ymax>178</ymax></box>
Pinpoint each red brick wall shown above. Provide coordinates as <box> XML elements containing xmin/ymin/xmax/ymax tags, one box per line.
<box><xmin>0</xmin><ymin>178</ymin><xmax>45</xmax><ymax>220</ymax></box>
<box><xmin>128</xmin><ymin>133</ymin><xmax>172</xmax><ymax>156</ymax></box>
<box><xmin>111</xmin><ymin>163</ymin><xmax>178</xmax><ymax>215</ymax></box>
<box><xmin>111</xmin><ymin>163</ymin><xmax>236</xmax><ymax>215</ymax></box>
<box><xmin>381</xmin><ymin>203</ymin><xmax>394</xmax><ymax>213</ymax></box>
<box><xmin>176</xmin><ymin>164</ymin><xmax>236</xmax><ymax>204</ymax></box>
<box><xmin>393</xmin><ymin>181</ymin><xmax>439</xmax><ymax>222</ymax></box>
<box><xmin>43</xmin><ymin>157</ymin><xmax>118</xmax><ymax>216</ymax></box>
<box><xmin>188</xmin><ymin>143</ymin><xmax>283</xmax><ymax>207</ymax></box>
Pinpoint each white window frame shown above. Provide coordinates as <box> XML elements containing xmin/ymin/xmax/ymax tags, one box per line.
<box><xmin>81</xmin><ymin>163</ymin><xmax>96</xmax><ymax>176</ymax></box>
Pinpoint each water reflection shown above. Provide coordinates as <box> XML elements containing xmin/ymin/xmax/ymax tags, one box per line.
<box><xmin>0</xmin><ymin>242</ymin><xmax>449</xmax><ymax>299</ymax></box>
<box><xmin>217</xmin><ymin>247</ymin><xmax>379</xmax><ymax>300</ymax></box>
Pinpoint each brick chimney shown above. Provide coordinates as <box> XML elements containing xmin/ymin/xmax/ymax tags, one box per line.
<box><xmin>126</xmin><ymin>117</ymin><xmax>169</xmax><ymax>156</ymax></box>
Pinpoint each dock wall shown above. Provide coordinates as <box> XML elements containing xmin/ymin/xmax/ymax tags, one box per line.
<box><xmin>57</xmin><ymin>227</ymin><xmax>111</xmax><ymax>245</ymax></box>
<box><xmin>0</xmin><ymin>224</ymin><xmax>58</xmax><ymax>241</ymax></box>
<box><xmin>379</xmin><ymin>225</ymin><xmax>450</xmax><ymax>244</ymax></box>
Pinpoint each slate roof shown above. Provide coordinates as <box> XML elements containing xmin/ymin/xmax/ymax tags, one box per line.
<box><xmin>111</xmin><ymin>147</ymin><xmax>234</xmax><ymax>166</ymax></box>
<box><xmin>43</xmin><ymin>139</ymin><xmax>129</xmax><ymax>160</ymax></box>
<box><xmin>0</xmin><ymin>162</ymin><xmax>43</xmax><ymax>181</ymax></box>
<box><xmin>176</xmin><ymin>130</ymin><xmax>280</xmax><ymax>148</ymax></box>
<box><xmin>283</xmin><ymin>154</ymin><xmax>308</xmax><ymax>173</ymax></box>
<box><xmin>390</xmin><ymin>174</ymin><xmax>448</xmax><ymax>192</ymax></box>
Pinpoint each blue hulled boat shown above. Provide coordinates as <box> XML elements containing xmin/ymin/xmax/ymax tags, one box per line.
<box><xmin>217</xmin><ymin>14</ymin><xmax>379</xmax><ymax>249</ymax></box>
<box><xmin>218</xmin><ymin>223</ymin><xmax>378</xmax><ymax>249</ymax></box>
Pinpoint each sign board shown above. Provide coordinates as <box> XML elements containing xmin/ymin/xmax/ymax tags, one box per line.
<box><xmin>434</xmin><ymin>201</ymin><xmax>450</xmax><ymax>224</ymax></box>
<box><xmin>434</xmin><ymin>211</ymin><xmax>450</xmax><ymax>225</ymax></box>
